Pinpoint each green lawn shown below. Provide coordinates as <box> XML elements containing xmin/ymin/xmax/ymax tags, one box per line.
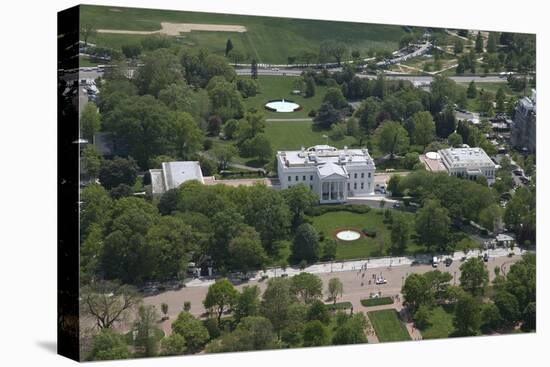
<box><xmin>368</xmin><ymin>309</ymin><xmax>411</xmax><ymax>342</ymax></box>
<box><xmin>419</xmin><ymin>306</ymin><xmax>455</xmax><ymax>339</ymax></box>
<box><xmin>243</xmin><ymin>76</ymin><xmax>328</xmax><ymax>118</ymax></box>
<box><xmin>265</xmin><ymin>121</ymin><xmax>356</xmax><ymax>152</ymax></box>
<box><xmin>310</xmin><ymin>210</ymin><xmax>423</xmax><ymax>260</ymax></box>
<box><xmin>80</xmin><ymin>4</ymin><xmax>405</xmax><ymax>64</ymax></box>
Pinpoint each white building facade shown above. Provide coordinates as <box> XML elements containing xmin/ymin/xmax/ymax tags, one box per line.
<box><xmin>438</xmin><ymin>147</ymin><xmax>496</xmax><ymax>184</ymax></box>
<box><xmin>277</xmin><ymin>145</ymin><xmax>376</xmax><ymax>203</ymax></box>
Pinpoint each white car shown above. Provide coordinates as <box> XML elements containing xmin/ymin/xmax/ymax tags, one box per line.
<box><xmin>375</xmin><ymin>277</ymin><xmax>387</xmax><ymax>285</ymax></box>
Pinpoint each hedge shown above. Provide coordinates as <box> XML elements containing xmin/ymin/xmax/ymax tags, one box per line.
<box><xmin>324</xmin><ymin>301</ymin><xmax>353</xmax><ymax>311</ymax></box>
<box><xmin>306</xmin><ymin>204</ymin><xmax>371</xmax><ymax>217</ymax></box>
<box><xmin>360</xmin><ymin>297</ymin><xmax>394</xmax><ymax>307</ymax></box>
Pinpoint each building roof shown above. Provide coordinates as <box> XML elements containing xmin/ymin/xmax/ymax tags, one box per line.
<box><xmin>150</xmin><ymin>161</ymin><xmax>204</xmax><ymax>195</ymax></box>
<box><xmin>278</xmin><ymin>145</ymin><xmax>375</xmax><ymax>170</ymax></box>
<box><xmin>317</xmin><ymin>162</ymin><xmax>348</xmax><ymax>179</ymax></box>
<box><xmin>438</xmin><ymin>147</ymin><xmax>495</xmax><ymax>170</ymax></box>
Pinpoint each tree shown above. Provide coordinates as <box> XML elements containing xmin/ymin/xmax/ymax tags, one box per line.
<box><xmin>171</xmin><ymin>311</ymin><xmax>209</xmax><ymax>353</ymax></box>
<box><xmin>302</xmin><ymin>320</ymin><xmax>330</xmax><ymax>347</ymax></box>
<box><xmin>234</xmin><ymin>285</ymin><xmax>261</xmax><ymax>322</ymax></box>
<box><xmin>251</xmin><ymin>58</ymin><xmax>258</xmax><ymax>79</ymax></box>
<box><xmin>80</xmin><ymin>281</ymin><xmax>142</xmax><ymax>329</ymax></box>
<box><xmin>81</xmin><ymin>102</ymin><xmax>101</xmax><ymax>141</ymax></box>
<box><xmin>391</xmin><ymin>213</ymin><xmax>411</xmax><ymax>254</ymax></box>
<box><xmin>495</xmin><ymin>87</ymin><xmax>506</xmax><ymax>113</ymax></box>
<box><xmin>453</xmin><ymin>292</ymin><xmax>481</xmax><ymax>336</ymax></box>
<box><xmin>304</xmin><ymin>76</ymin><xmax>316</xmax><ymax>97</ymax></box>
<box><xmin>323</xmin><ymin>87</ymin><xmax>348</xmax><ymax>109</ymax></box>
<box><xmin>228</xmin><ymin>226</ymin><xmax>268</xmax><ymax>272</ymax></box>
<box><xmin>314</xmin><ymin>102</ymin><xmax>340</xmax><ymax>128</ymax></box>
<box><xmin>415</xmin><ymin>200</ymin><xmax>450</xmax><ymax>252</ymax></box>
<box><xmin>207</xmin><ymin>115</ymin><xmax>222</xmax><ymax>136</ymax></box>
<box><xmin>292</xmin><ymin>223</ymin><xmax>320</xmax><ymax>263</ymax></box>
<box><xmin>522</xmin><ymin>302</ymin><xmax>536</xmax><ymax>331</ymax></box>
<box><xmin>435</xmin><ymin>105</ymin><xmax>457</xmax><ymax>138</ymax></box>
<box><xmin>207</xmin><ymin>80</ymin><xmax>244</xmax><ymax>120</ymax></box>
<box><xmin>479</xmin><ymin>204</ymin><xmax>502</xmax><ymax>233</ymax></box>
<box><xmin>332</xmin><ymin>313</ymin><xmax>368</xmax><ymax>345</ymax></box>
<box><xmin>307</xmin><ymin>299</ymin><xmax>330</xmax><ymax>324</ymax></box>
<box><xmin>206</xmin><ymin>316</ymin><xmax>277</xmax><ymax>352</ymax></box>
<box><xmin>374</xmin><ymin>121</ymin><xmax>410</xmax><ymax>159</ymax></box>
<box><xmin>493</xmin><ymin>291</ymin><xmax>520</xmax><ymax>327</ymax></box>
<box><xmin>80</xmin><ymin>24</ymin><xmax>97</xmax><ymax>48</ymax></box>
<box><xmin>487</xmin><ymin>32</ymin><xmax>498</xmax><ymax>53</ymax></box>
<box><xmin>121</xmin><ymin>43</ymin><xmax>142</xmax><ymax>59</ymax></box>
<box><xmin>480</xmin><ymin>302</ymin><xmax>502</xmax><ymax>332</ymax></box>
<box><xmin>466</xmin><ymin>81</ymin><xmax>478</xmax><ymax>99</ymax></box>
<box><xmin>135</xmin><ymin>49</ymin><xmax>184</xmax><ymax>96</ymax></box>
<box><xmin>290</xmin><ymin>273</ymin><xmax>323</xmax><ymax>304</ymax></box>
<box><xmin>411</xmin><ymin>111</ymin><xmax>435</xmax><ymax>149</ymax></box>
<box><xmin>225</xmin><ymin>38</ymin><xmax>234</xmax><ymax>56</ymax></box>
<box><xmin>327</xmin><ymin>277</ymin><xmax>344</xmax><ymax>305</ymax></box>
<box><xmin>448</xmin><ymin>132</ymin><xmax>463</xmax><ymax>147</ymax></box>
<box><xmin>161</xmin><ymin>303</ymin><xmax>168</xmax><ymax>317</ymax></box>
<box><xmin>247</xmin><ymin>134</ymin><xmax>273</xmax><ymax>162</ymax></box>
<box><xmin>454</xmin><ymin>39</ymin><xmax>464</xmax><ymax>55</ymax></box>
<box><xmin>203</xmin><ymin>278</ymin><xmax>239</xmax><ymax>325</ymax></box>
<box><xmin>413</xmin><ymin>304</ymin><xmax>431</xmax><ymax>329</ymax></box>
<box><xmin>133</xmin><ymin>305</ymin><xmax>161</xmax><ymax>357</ymax></box>
<box><xmin>261</xmin><ymin>278</ymin><xmax>294</xmax><ymax>338</ymax></box>
<box><xmin>320</xmin><ymin>40</ymin><xmax>347</xmax><ymax>66</ymax></box>
<box><xmin>82</xmin><ymin>144</ymin><xmax>102</xmax><ymax>179</ymax></box>
<box><xmin>321</xmin><ymin>238</ymin><xmax>337</xmax><ymax>261</ymax></box>
<box><xmin>459</xmin><ymin>257</ymin><xmax>489</xmax><ymax>296</ymax></box>
<box><xmin>87</xmin><ymin>329</ymin><xmax>129</xmax><ymax>361</ymax></box>
<box><xmin>160</xmin><ymin>333</ymin><xmax>186</xmax><ymax>356</ymax></box>
<box><xmin>430</xmin><ymin>76</ymin><xmax>457</xmax><ymax>113</ymax></box>
<box><xmin>402</xmin><ymin>273</ymin><xmax>433</xmax><ymax>313</ymax></box>
<box><xmin>212</xmin><ymin>143</ymin><xmax>238</xmax><ymax>170</ymax></box>
<box><xmin>282</xmin><ymin>184</ymin><xmax>319</xmax><ymax>228</ymax></box>
<box><xmin>475</xmin><ymin>31</ymin><xmax>484</xmax><ymax>53</ymax></box>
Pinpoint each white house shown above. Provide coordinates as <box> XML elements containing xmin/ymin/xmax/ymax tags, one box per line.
<box><xmin>149</xmin><ymin>161</ymin><xmax>204</xmax><ymax>196</ymax></box>
<box><xmin>277</xmin><ymin>145</ymin><xmax>376</xmax><ymax>203</ymax></box>
<box><xmin>438</xmin><ymin>147</ymin><xmax>496</xmax><ymax>184</ymax></box>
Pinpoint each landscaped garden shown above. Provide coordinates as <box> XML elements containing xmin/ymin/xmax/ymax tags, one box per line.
<box><xmin>368</xmin><ymin>309</ymin><xmax>411</xmax><ymax>342</ymax></box>
<box><xmin>310</xmin><ymin>210</ymin><xmax>423</xmax><ymax>260</ymax></box>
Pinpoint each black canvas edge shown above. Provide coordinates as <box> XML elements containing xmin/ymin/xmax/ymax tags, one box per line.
<box><xmin>57</xmin><ymin>4</ymin><xmax>81</xmax><ymax>362</ymax></box>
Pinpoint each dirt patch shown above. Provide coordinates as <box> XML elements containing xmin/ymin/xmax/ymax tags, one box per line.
<box><xmin>97</xmin><ymin>22</ymin><xmax>247</xmax><ymax>36</ymax></box>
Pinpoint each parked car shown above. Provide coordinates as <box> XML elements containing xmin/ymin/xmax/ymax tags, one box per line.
<box><xmin>432</xmin><ymin>256</ymin><xmax>439</xmax><ymax>268</ymax></box>
<box><xmin>483</xmin><ymin>253</ymin><xmax>489</xmax><ymax>262</ymax></box>
<box><xmin>375</xmin><ymin>277</ymin><xmax>387</xmax><ymax>285</ymax></box>
<box><xmin>444</xmin><ymin>258</ymin><xmax>453</xmax><ymax>267</ymax></box>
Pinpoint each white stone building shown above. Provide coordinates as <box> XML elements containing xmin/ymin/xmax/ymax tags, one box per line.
<box><xmin>438</xmin><ymin>147</ymin><xmax>496</xmax><ymax>184</ymax></box>
<box><xmin>277</xmin><ymin>145</ymin><xmax>376</xmax><ymax>203</ymax></box>
<box><xmin>149</xmin><ymin>161</ymin><xmax>204</xmax><ymax>196</ymax></box>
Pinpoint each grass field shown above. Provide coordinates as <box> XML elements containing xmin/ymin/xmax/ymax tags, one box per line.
<box><xmin>310</xmin><ymin>210</ymin><xmax>423</xmax><ymax>260</ymax></box>
<box><xmin>368</xmin><ymin>309</ymin><xmax>411</xmax><ymax>342</ymax></box>
<box><xmin>80</xmin><ymin>5</ymin><xmax>406</xmax><ymax>64</ymax></box>
<box><xmin>243</xmin><ymin>76</ymin><xmax>327</xmax><ymax>118</ymax></box>
<box><xmin>419</xmin><ymin>306</ymin><xmax>455</xmax><ymax>339</ymax></box>
<box><xmin>265</xmin><ymin>122</ymin><xmax>356</xmax><ymax>152</ymax></box>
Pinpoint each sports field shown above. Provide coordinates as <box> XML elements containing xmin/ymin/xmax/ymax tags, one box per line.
<box><xmin>80</xmin><ymin>5</ymin><xmax>407</xmax><ymax>64</ymax></box>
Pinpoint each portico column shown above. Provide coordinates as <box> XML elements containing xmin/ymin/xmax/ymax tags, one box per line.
<box><xmin>329</xmin><ymin>182</ymin><xmax>332</xmax><ymax>201</ymax></box>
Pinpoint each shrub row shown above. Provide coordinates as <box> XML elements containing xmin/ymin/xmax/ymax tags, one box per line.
<box><xmin>306</xmin><ymin>204</ymin><xmax>371</xmax><ymax>217</ymax></box>
<box><xmin>360</xmin><ymin>297</ymin><xmax>394</xmax><ymax>307</ymax></box>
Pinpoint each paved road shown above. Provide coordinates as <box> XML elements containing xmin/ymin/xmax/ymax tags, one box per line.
<box><xmin>69</xmin><ymin>67</ymin><xmax>510</xmax><ymax>85</ymax></box>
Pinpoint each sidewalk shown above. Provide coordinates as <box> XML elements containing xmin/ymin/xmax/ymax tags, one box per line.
<box><xmin>185</xmin><ymin>247</ymin><xmax>526</xmax><ymax>288</ymax></box>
